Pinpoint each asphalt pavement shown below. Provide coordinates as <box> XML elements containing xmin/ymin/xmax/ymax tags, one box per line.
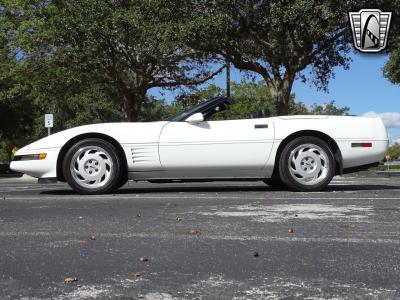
<box><xmin>1</xmin><ymin>174</ymin><xmax>400</xmax><ymax>299</ymax></box>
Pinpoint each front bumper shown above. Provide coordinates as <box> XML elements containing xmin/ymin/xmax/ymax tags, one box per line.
<box><xmin>10</xmin><ymin>148</ymin><xmax>60</xmax><ymax>179</ymax></box>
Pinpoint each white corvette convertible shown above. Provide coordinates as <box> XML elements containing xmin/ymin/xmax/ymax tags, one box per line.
<box><xmin>11</xmin><ymin>97</ymin><xmax>388</xmax><ymax>194</ymax></box>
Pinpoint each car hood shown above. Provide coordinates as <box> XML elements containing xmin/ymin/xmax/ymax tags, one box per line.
<box><xmin>24</xmin><ymin>121</ymin><xmax>169</xmax><ymax>150</ymax></box>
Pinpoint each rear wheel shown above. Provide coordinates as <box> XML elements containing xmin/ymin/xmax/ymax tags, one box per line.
<box><xmin>279</xmin><ymin>136</ymin><xmax>335</xmax><ymax>192</ymax></box>
<box><xmin>63</xmin><ymin>138</ymin><xmax>123</xmax><ymax>194</ymax></box>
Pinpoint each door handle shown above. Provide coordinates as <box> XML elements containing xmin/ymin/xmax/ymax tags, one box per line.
<box><xmin>254</xmin><ymin>124</ymin><xmax>268</xmax><ymax>129</ymax></box>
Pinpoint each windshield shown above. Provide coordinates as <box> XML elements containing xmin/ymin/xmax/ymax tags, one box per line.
<box><xmin>168</xmin><ymin>98</ymin><xmax>221</xmax><ymax>121</ymax></box>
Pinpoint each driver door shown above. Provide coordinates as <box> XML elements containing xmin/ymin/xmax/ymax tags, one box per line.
<box><xmin>158</xmin><ymin>117</ymin><xmax>275</xmax><ymax>178</ymax></box>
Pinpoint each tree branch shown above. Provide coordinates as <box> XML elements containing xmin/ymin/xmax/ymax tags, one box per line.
<box><xmin>310</xmin><ymin>29</ymin><xmax>347</xmax><ymax>58</ymax></box>
<box><xmin>221</xmin><ymin>49</ymin><xmax>274</xmax><ymax>86</ymax></box>
<box><xmin>148</xmin><ymin>65</ymin><xmax>225</xmax><ymax>88</ymax></box>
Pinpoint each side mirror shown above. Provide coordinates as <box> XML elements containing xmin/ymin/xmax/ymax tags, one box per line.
<box><xmin>185</xmin><ymin>112</ymin><xmax>204</xmax><ymax>124</ymax></box>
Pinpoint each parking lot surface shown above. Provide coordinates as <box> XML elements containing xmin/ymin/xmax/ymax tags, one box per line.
<box><xmin>1</xmin><ymin>174</ymin><xmax>400</xmax><ymax>299</ymax></box>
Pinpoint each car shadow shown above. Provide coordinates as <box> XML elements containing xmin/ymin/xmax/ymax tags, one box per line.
<box><xmin>40</xmin><ymin>183</ymin><xmax>400</xmax><ymax>195</ymax></box>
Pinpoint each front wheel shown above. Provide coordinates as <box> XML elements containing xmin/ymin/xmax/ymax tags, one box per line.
<box><xmin>63</xmin><ymin>138</ymin><xmax>123</xmax><ymax>194</ymax></box>
<box><xmin>279</xmin><ymin>136</ymin><xmax>335</xmax><ymax>192</ymax></box>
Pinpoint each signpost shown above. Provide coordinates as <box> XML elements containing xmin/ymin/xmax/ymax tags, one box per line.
<box><xmin>385</xmin><ymin>155</ymin><xmax>391</xmax><ymax>170</ymax></box>
<box><xmin>45</xmin><ymin>114</ymin><xmax>53</xmax><ymax>136</ymax></box>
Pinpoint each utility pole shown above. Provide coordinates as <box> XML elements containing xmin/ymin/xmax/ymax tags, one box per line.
<box><xmin>226</xmin><ymin>61</ymin><xmax>231</xmax><ymax>98</ymax></box>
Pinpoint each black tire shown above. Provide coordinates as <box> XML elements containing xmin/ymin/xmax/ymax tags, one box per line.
<box><xmin>278</xmin><ymin>136</ymin><xmax>335</xmax><ymax>192</ymax></box>
<box><xmin>263</xmin><ymin>177</ymin><xmax>286</xmax><ymax>189</ymax></box>
<box><xmin>117</xmin><ymin>175</ymin><xmax>128</xmax><ymax>189</ymax></box>
<box><xmin>63</xmin><ymin>138</ymin><xmax>123</xmax><ymax>194</ymax></box>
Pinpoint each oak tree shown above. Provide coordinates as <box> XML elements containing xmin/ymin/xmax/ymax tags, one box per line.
<box><xmin>176</xmin><ymin>0</ymin><xmax>394</xmax><ymax>115</ymax></box>
<box><xmin>5</xmin><ymin>0</ymin><xmax>223</xmax><ymax>121</ymax></box>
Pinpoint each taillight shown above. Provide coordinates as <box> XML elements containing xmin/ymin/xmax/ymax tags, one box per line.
<box><xmin>351</xmin><ymin>142</ymin><xmax>372</xmax><ymax>148</ymax></box>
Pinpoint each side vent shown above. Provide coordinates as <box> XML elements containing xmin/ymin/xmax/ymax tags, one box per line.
<box><xmin>131</xmin><ymin>148</ymin><xmax>152</xmax><ymax>164</ymax></box>
<box><xmin>129</xmin><ymin>146</ymin><xmax>161</xmax><ymax>170</ymax></box>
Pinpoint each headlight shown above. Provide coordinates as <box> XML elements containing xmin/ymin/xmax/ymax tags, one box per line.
<box><xmin>13</xmin><ymin>153</ymin><xmax>47</xmax><ymax>161</ymax></box>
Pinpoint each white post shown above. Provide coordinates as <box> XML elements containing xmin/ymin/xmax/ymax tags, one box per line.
<box><xmin>45</xmin><ymin>114</ymin><xmax>54</xmax><ymax>136</ymax></box>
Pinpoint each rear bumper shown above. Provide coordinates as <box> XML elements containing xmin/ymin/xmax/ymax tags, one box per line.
<box><xmin>338</xmin><ymin>140</ymin><xmax>388</xmax><ymax>169</ymax></box>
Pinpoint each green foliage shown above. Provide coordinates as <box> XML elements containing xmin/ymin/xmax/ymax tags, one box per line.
<box><xmin>2</xmin><ymin>0</ymin><xmax>222</xmax><ymax>121</ymax></box>
<box><xmin>371</xmin><ymin>164</ymin><xmax>400</xmax><ymax>171</ymax></box>
<box><xmin>139</xmin><ymin>97</ymin><xmax>177</xmax><ymax>122</ymax></box>
<box><xmin>309</xmin><ymin>101</ymin><xmax>350</xmax><ymax>116</ymax></box>
<box><xmin>173</xmin><ymin>0</ymin><xmax>357</xmax><ymax>115</ymax></box>
<box><xmin>229</xmin><ymin>81</ymin><xmax>276</xmax><ymax>119</ymax></box>
<box><xmin>288</xmin><ymin>99</ymin><xmax>309</xmax><ymax>115</ymax></box>
<box><xmin>384</xmin><ymin>37</ymin><xmax>400</xmax><ymax>83</ymax></box>
<box><xmin>0</xmin><ymin>146</ymin><xmax>9</xmax><ymax>163</ymax></box>
<box><xmin>1</xmin><ymin>0</ymin><xmax>125</xmax><ymax>160</ymax></box>
<box><xmin>383</xmin><ymin>0</ymin><xmax>400</xmax><ymax>83</ymax></box>
<box><xmin>0</xmin><ymin>2</ymin><xmax>37</xmax><ymax>161</ymax></box>
<box><xmin>388</xmin><ymin>143</ymin><xmax>400</xmax><ymax>160</ymax></box>
<box><xmin>173</xmin><ymin>85</ymin><xmax>225</xmax><ymax>110</ymax></box>
<box><xmin>170</xmin><ymin>81</ymin><xmax>350</xmax><ymax>120</ymax></box>
<box><xmin>32</xmin><ymin>85</ymin><xmax>124</xmax><ymax>135</ymax></box>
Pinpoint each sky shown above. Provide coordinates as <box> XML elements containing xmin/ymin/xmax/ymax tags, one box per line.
<box><xmin>149</xmin><ymin>52</ymin><xmax>400</xmax><ymax>144</ymax></box>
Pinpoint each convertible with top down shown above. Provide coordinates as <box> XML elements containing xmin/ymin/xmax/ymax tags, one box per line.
<box><xmin>11</xmin><ymin>96</ymin><xmax>388</xmax><ymax>194</ymax></box>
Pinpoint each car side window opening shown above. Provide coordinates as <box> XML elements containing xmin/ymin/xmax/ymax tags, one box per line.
<box><xmin>169</xmin><ymin>96</ymin><xmax>271</xmax><ymax>122</ymax></box>
<box><xmin>202</xmin><ymin>100</ymin><xmax>271</xmax><ymax>121</ymax></box>
<box><xmin>203</xmin><ymin>103</ymin><xmax>230</xmax><ymax>121</ymax></box>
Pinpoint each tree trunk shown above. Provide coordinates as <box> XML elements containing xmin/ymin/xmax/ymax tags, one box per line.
<box><xmin>269</xmin><ymin>87</ymin><xmax>290</xmax><ymax>116</ymax></box>
<box><xmin>122</xmin><ymin>90</ymin><xmax>146</xmax><ymax>122</ymax></box>
<box><xmin>269</xmin><ymin>75</ymin><xmax>294</xmax><ymax>116</ymax></box>
<box><xmin>226</xmin><ymin>61</ymin><xmax>231</xmax><ymax>98</ymax></box>
<box><xmin>276</xmin><ymin>100</ymin><xmax>288</xmax><ymax>116</ymax></box>
<box><xmin>106</xmin><ymin>67</ymin><xmax>147</xmax><ymax>122</ymax></box>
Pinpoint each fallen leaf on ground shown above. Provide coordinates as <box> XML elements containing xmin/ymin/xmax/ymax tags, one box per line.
<box><xmin>139</xmin><ymin>256</ymin><xmax>148</xmax><ymax>262</ymax></box>
<box><xmin>190</xmin><ymin>229</ymin><xmax>200</xmax><ymax>235</ymax></box>
<box><xmin>64</xmin><ymin>277</ymin><xmax>78</xmax><ymax>283</ymax></box>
